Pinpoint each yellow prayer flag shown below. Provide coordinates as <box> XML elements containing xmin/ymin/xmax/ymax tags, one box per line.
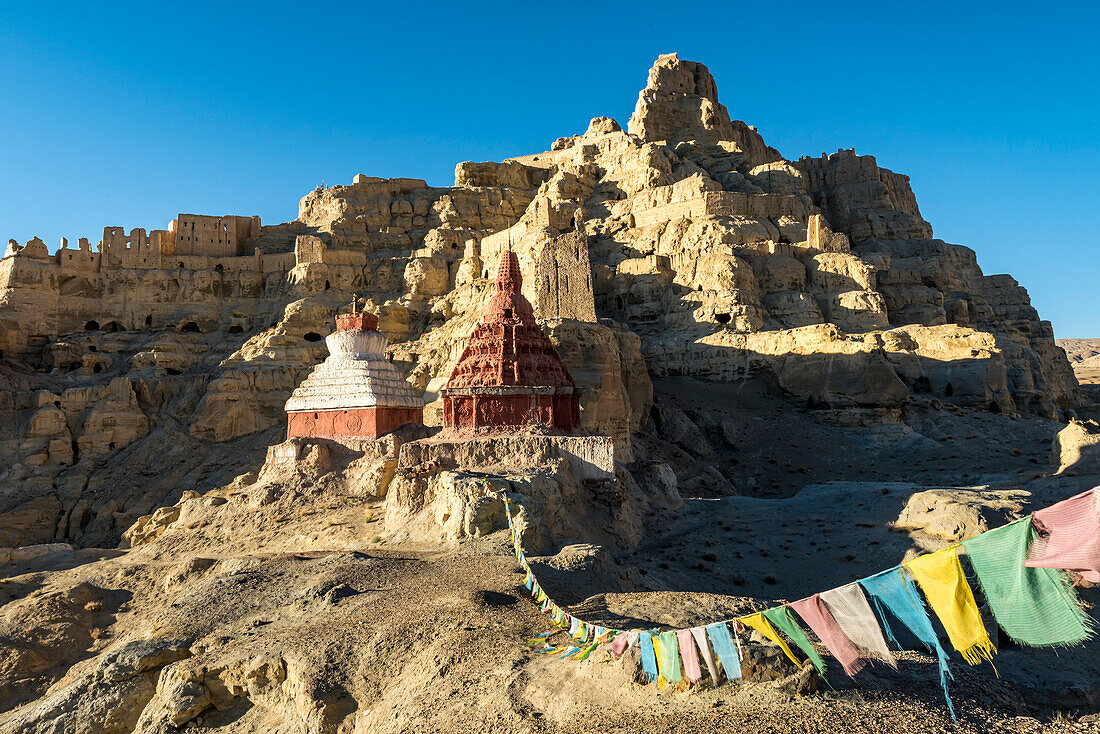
<box><xmin>738</xmin><ymin>612</ymin><xmax>803</xmax><ymax>667</ymax></box>
<box><xmin>905</xmin><ymin>546</ymin><xmax>996</xmax><ymax>666</ymax></box>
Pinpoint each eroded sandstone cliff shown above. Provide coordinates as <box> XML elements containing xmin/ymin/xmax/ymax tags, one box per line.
<box><xmin>0</xmin><ymin>52</ymin><xmax>1080</xmax><ymax>553</ymax></box>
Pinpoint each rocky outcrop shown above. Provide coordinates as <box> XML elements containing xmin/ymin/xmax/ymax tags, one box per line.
<box><xmin>1052</xmin><ymin>420</ymin><xmax>1100</xmax><ymax>476</ymax></box>
<box><xmin>627</xmin><ymin>53</ymin><xmax>780</xmax><ymax>168</ymax></box>
<box><xmin>0</xmin><ymin>52</ymin><xmax>1082</xmax><ymax>549</ymax></box>
<box><xmin>892</xmin><ymin>488</ymin><xmax>1026</xmax><ymax>546</ymax></box>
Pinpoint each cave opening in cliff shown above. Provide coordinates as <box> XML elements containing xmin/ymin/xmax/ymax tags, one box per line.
<box><xmin>181</xmin><ymin>322</ymin><xmax>200</xmax><ymax>333</ymax></box>
<box><xmin>303</xmin><ymin>332</ymin><xmax>323</xmax><ymax>342</ymax></box>
<box><xmin>84</xmin><ymin>320</ymin><xmax>99</xmax><ymax>331</ymax></box>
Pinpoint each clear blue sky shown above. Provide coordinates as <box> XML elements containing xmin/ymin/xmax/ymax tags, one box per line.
<box><xmin>2</xmin><ymin>1</ymin><xmax>1097</xmax><ymax>336</ymax></box>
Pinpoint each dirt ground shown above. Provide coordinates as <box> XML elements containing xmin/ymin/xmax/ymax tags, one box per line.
<box><xmin>2</xmin><ymin>375</ymin><xmax>1099</xmax><ymax>733</ymax></box>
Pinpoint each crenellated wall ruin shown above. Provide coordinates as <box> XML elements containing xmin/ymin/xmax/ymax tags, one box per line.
<box><xmin>3</xmin><ymin>213</ymin><xmax>262</xmax><ymax>278</ymax></box>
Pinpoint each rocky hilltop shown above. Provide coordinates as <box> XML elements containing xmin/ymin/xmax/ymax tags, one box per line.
<box><xmin>0</xmin><ymin>55</ymin><xmax>1097</xmax><ymax>733</ymax></box>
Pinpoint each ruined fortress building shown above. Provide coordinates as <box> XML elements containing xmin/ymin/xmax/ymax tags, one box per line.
<box><xmin>441</xmin><ymin>250</ymin><xmax>582</xmax><ymax>434</ymax></box>
<box><xmin>284</xmin><ymin>308</ymin><xmax>424</xmax><ymax>440</ymax></box>
<box><xmin>167</xmin><ymin>214</ymin><xmax>261</xmax><ymax>258</ymax></box>
<box><xmin>2</xmin><ymin>213</ymin><xmax>261</xmax><ymax>278</ymax></box>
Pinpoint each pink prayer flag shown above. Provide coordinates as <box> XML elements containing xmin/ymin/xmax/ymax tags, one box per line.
<box><xmin>677</xmin><ymin>629</ymin><xmax>702</xmax><ymax>683</ymax></box>
<box><xmin>791</xmin><ymin>594</ymin><xmax>865</xmax><ymax>678</ymax></box>
<box><xmin>1025</xmin><ymin>488</ymin><xmax>1100</xmax><ymax>582</ymax></box>
<box><xmin>689</xmin><ymin>626</ymin><xmax>719</xmax><ymax>682</ymax></box>
<box><xmin>609</xmin><ymin>632</ymin><xmax>631</xmax><ymax>658</ymax></box>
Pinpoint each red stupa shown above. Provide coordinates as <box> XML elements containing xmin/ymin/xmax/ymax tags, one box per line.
<box><xmin>441</xmin><ymin>250</ymin><xmax>581</xmax><ymax>434</ymax></box>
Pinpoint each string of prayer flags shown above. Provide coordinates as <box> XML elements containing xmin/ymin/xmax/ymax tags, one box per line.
<box><xmin>738</xmin><ymin>612</ymin><xmax>802</xmax><ymax>668</ymax></box>
<box><xmin>480</xmin><ymin>477</ymin><xmax>1099</xmax><ymax>720</ymax></box>
<box><xmin>789</xmin><ymin>594</ymin><xmax>865</xmax><ymax>678</ymax></box>
<box><xmin>904</xmin><ymin>546</ymin><xmax>996</xmax><ymax>666</ymax></box>
<box><xmin>704</xmin><ymin>622</ymin><xmax>743</xmax><ymax>683</ymax></box>
<box><xmin>573</xmin><ymin>642</ymin><xmax>600</xmax><ymax>661</ymax></box>
<box><xmin>1025</xmin><ymin>487</ymin><xmax>1100</xmax><ymax>583</ymax></box>
<box><xmin>762</xmin><ymin>606</ymin><xmax>827</xmax><ymax>676</ymax></box>
<box><xmin>677</xmin><ymin>629</ymin><xmax>703</xmax><ymax>683</ymax></box>
<box><xmin>963</xmin><ymin>517</ymin><xmax>1093</xmax><ymax>648</ymax></box>
<box><xmin>558</xmin><ymin>646</ymin><xmax>581</xmax><ymax>659</ymax></box>
<box><xmin>689</xmin><ymin>627</ymin><xmax>720</xmax><ymax>682</ymax></box>
<box><xmin>860</xmin><ymin>566</ymin><xmax>956</xmax><ymax>720</ymax></box>
<box><xmin>820</xmin><ymin>583</ymin><xmax>897</xmax><ymax>668</ymax></box>
<box><xmin>526</xmin><ymin>630</ymin><xmax>555</xmax><ymax>646</ymax></box>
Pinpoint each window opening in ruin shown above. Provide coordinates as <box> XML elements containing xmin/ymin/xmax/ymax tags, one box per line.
<box><xmin>504</xmin><ymin>309</ymin><xmax>513</xmax><ymax>319</ymax></box>
<box><xmin>92</xmin><ymin>364</ymin><xmax>102</xmax><ymax>373</ymax></box>
<box><xmin>89</xmin><ymin>346</ymin><xmax>97</xmax><ymax>352</ymax></box>
<box><xmin>181</xmin><ymin>322</ymin><xmax>200</xmax><ymax>333</ymax></box>
<box><xmin>84</xmin><ymin>320</ymin><xmax>100</xmax><ymax>331</ymax></box>
<box><xmin>145</xmin><ymin>315</ymin><xmax>152</xmax><ymax>326</ymax></box>
<box><xmin>324</xmin><ymin>281</ymin><xmax>331</xmax><ymax>290</ymax></box>
<box><xmin>944</xmin><ymin>383</ymin><xmax>954</xmax><ymax>397</ymax></box>
<box><xmin>227</xmin><ymin>324</ymin><xmax>243</xmax><ymax>334</ymax></box>
<box><xmin>109</xmin><ymin>442</ymin><xmax>115</xmax><ymax>450</ymax></box>
<box><xmin>715</xmin><ymin>313</ymin><xmax>731</xmax><ymax>324</ymax></box>
<box><xmin>215</xmin><ymin>264</ymin><xmax>224</xmax><ymax>273</ymax></box>
<box><xmin>303</xmin><ymin>332</ymin><xmax>323</xmax><ymax>342</ymax></box>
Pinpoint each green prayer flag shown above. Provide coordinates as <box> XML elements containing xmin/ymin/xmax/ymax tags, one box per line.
<box><xmin>962</xmin><ymin>517</ymin><xmax>1094</xmax><ymax>648</ymax></box>
<box><xmin>656</xmin><ymin>631</ymin><xmax>682</xmax><ymax>684</ymax></box>
<box><xmin>763</xmin><ymin>605</ymin><xmax>827</xmax><ymax>675</ymax></box>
